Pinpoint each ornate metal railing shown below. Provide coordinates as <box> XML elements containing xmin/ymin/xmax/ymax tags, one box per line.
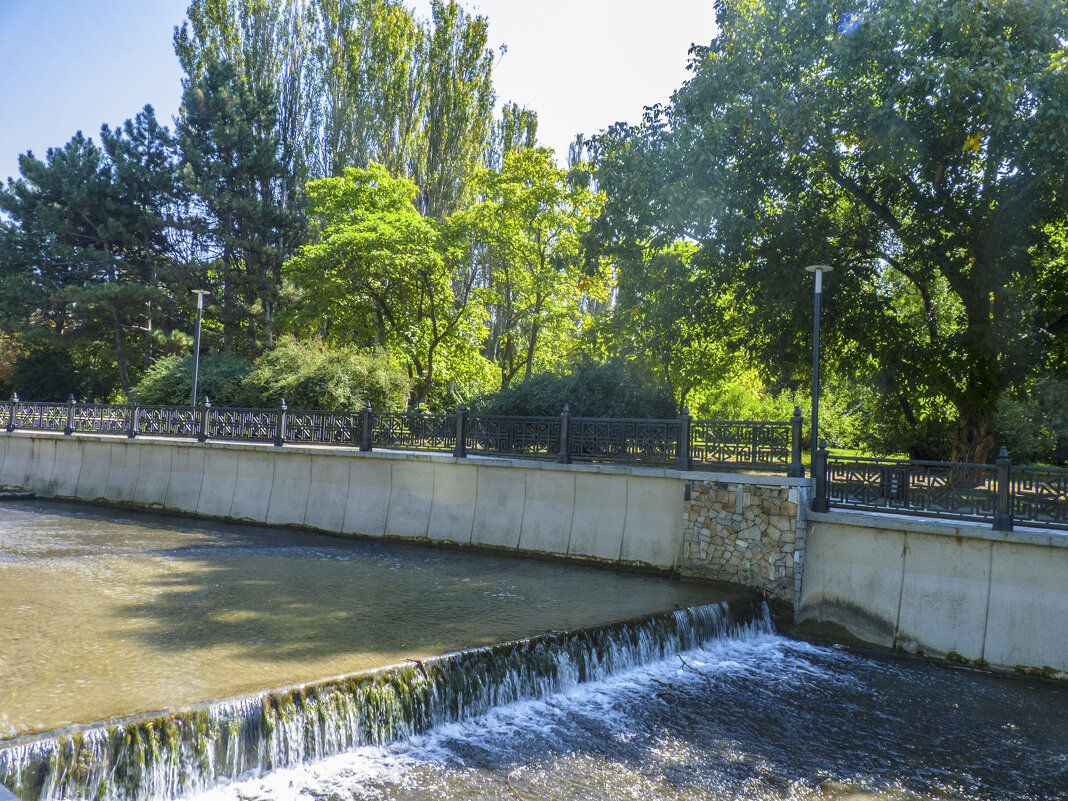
<box><xmin>1010</xmin><ymin>465</ymin><xmax>1068</xmax><ymax>529</ymax></box>
<box><xmin>371</xmin><ymin>411</ymin><xmax>455</xmax><ymax>452</ymax></box>
<box><xmin>1</xmin><ymin>394</ymin><xmax>809</xmax><ymax>475</ymax></box>
<box><xmin>691</xmin><ymin>420</ymin><xmax>792</xmax><ymax>471</ymax></box>
<box><xmin>136</xmin><ymin>405</ymin><xmax>199</xmax><ymax>438</ymax></box>
<box><xmin>12</xmin><ymin>401</ymin><xmax>68</xmax><ymax>433</ymax></box>
<box><xmin>466</xmin><ymin>414</ymin><xmax>560</xmax><ymax>459</ymax></box>
<box><xmin>820</xmin><ymin>450</ymin><xmax>1067</xmax><ymax>531</ymax></box>
<box><xmin>825</xmin><ymin>456</ymin><xmax>999</xmax><ymax>521</ymax></box>
<box><xmin>568</xmin><ymin>416</ymin><xmax>680</xmax><ymax>465</ymax></box>
<box><xmin>286</xmin><ymin>409</ymin><xmax>362</xmax><ymax>447</ymax></box>
<box><xmin>74</xmin><ymin>403</ymin><xmax>132</xmax><ymax>435</ymax></box>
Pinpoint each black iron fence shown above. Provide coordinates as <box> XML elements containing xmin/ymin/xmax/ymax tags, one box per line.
<box><xmin>815</xmin><ymin>445</ymin><xmax>1067</xmax><ymax>532</ymax></box>
<box><xmin>0</xmin><ymin>394</ymin><xmax>803</xmax><ymax>475</ymax></box>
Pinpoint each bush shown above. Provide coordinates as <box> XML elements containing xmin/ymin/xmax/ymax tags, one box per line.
<box><xmin>474</xmin><ymin>362</ymin><xmax>677</xmax><ymax>418</ymax></box>
<box><xmin>130</xmin><ymin>338</ymin><xmax>410</xmax><ymax>411</ymax></box>
<box><xmin>241</xmin><ymin>337</ymin><xmax>409</xmax><ymax>411</ymax></box>
<box><xmin>131</xmin><ymin>352</ymin><xmax>254</xmax><ymax>406</ymax></box>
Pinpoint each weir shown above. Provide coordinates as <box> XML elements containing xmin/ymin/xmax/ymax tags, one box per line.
<box><xmin>0</xmin><ymin>602</ymin><xmax>767</xmax><ymax>801</ymax></box>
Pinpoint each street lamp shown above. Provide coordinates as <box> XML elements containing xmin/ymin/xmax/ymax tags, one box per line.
<box><xmin>190</xmin><ymin>290</ymin><xmax>211</xmax><ymax>408</ymax></box>
<box><xmin>805</xmin><ymin>264</ymin><xmax>832</xmax><ymax>511</ymax></box>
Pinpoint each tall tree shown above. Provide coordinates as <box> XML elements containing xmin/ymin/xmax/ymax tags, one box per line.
<box><xmin>592</xmin><ymin>0</ymin><xmax>1068</xmax><ymax>463</ymax></box>
<box><xmin>177</xmin><ymin>59</ymin><xmax>297</xmax><ymax>354</ymax></box>
<box><xmin>284</xmin><ymin>164</ymin><xmax>485</xmax><ymax>406</ymax></box>
<box><xmin>0</xmin><ymin>108</ymin><xmax>178</xmax><ymax>394</ymax></box>
<box><xmin>463</xmin><ymin>148</ymin><xmax>608</xmax><ymax>388</ymax></box>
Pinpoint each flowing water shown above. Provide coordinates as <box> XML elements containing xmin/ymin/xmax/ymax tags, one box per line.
<box><xmin>2</xmin><ymin>501</ymin><xmax>1067</xmax><ymax>801</ymax></box>
<box><xmin>0</xmin><ymin>500</ymin><xmax>739</xmax><ymax>739</ymax></box>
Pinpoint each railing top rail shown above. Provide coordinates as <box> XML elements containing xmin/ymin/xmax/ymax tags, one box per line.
<box><xmin>570</xmin><ymin>416</ymin><xmax>679</xmax><ymax>424</ymax></box>
<box><xmin>827</xmin><ymin>455</ymin><xmax>995</xmax><ymax>470</ymax></box>
<box><xmin>692</xmin><ymin>418</ymin><xmax>791</xmax><ymax>426</ymax></box>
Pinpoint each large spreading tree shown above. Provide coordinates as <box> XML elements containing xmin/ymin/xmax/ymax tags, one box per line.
<box><xmin>592</xmin><ymin>0</ymin><xmax>1068</xmax><ymax>462</ymax></box>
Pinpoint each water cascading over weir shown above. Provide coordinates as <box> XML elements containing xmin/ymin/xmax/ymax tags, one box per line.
<box><xmin>0</xmin><ymin>600</ymin><xmax>769</xmax><ymax>801</ymax></box>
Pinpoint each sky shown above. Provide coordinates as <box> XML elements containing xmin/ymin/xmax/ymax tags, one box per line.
<box><xmin>0</xmin><ymin>0</ymin><xmax>719</xmax><ymax>184</ymax></box>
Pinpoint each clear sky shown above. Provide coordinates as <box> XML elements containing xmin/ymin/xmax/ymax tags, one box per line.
<box><xmin>0</xmin><ymin>0</ymin><xmax>718</xmax><ymax>184</ymax></box>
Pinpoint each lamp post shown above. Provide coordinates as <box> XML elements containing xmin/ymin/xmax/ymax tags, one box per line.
<box><xmin>805</xmin><ymin>264</ymin><xmax>832</xmax><ymax>511</ymax></box>
<box><xmin>190</xmin><ymin>290</ymin><xmax>210</xmax><ymax>408</ymax></box>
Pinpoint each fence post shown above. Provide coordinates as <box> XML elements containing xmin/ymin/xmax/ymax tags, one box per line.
<box><xmin>787</xmin><ymin>406</ymin><xmax>805</xmax><ymax>477</ymax></box>
<box><xmin>453</xmin><ymin>404</ymin><xmax>467</xmax><ymax>458</ymax></box>
<box><xmin>992</xmin><ymin>446</ymin><xmax>1013</xmax><ymax>532</ymax></box>
<box><xmin>64</xmin><ymin>394</ymin><xmax>75</xmax><ymax>436</ymax></box>
<box><xmin>198</xmin><ymin>396</ymin><xmax>211</xmax><ymax>443</ymax></box>
<box><xmin>812</xmin><ymin>438</ymin><xmax>830</xmax><ymax>513</ymax></box>
<box><xmin>7</xmin><ymin>393</ymin><xmax>18</xmax><ymax>432</ymax></box>
<box><xmin>556</xmin><ymin>404</ymin><xmax>571</xmax><ymax>464</ymax></box>
<box><xmin>274</xmin><ymin>398</ymin><xmax>287</xmax><ymax>447</ymax></box>
<box><xmin>676</xmin><ymin>407</ymin><xmax>692</xmax><ymax>471</ymax></box>
<box><xmin>360</xmin><ymin>401</ymin><xmax>373</xmax><ymax>452</ymax></box>
<box><xmin>127</xmin><ymin>404</ymin><xmax>140</xmax><ymax>439</ymax></box>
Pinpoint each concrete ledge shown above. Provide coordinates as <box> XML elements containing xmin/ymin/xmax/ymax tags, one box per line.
<box><xmin>809</xmin><ymin>508</ymin><xmax>1067</xmax><ymax>549</ymax></box>
<box><xmin>800</xmin><ymin>510</ymin><xmax>1068</xmax><ymax>678</ymax></box>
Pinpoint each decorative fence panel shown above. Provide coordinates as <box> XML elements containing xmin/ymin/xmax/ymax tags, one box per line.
<box><xmin>286</xmin><ymin>410</ymin><xmax>361</xmax><ymax>447</ymax></box>
<box><xmin>1010</xmin><ymin>466</ymin><xmax>1068</xmax><ymax>530</ymax></box>
<box><xmin>567</xmin><ymin>417</ymin><xmax>680</xmax><ymax>465</ymax></box>
<box><xmin>73</xmin><ymin>404</ymin><xmax>131</xmax><ymax>435</ymax></box>
<box><xmin>12</xmin><ymin>401</ymin><xmax>68</xmax><ymax>433</ymax></box>
<box><xmin>136</xmin><ymin>406</ymin><xmax>199</xmax><ymax>438</ymax></box>
<box><xmin>208</xmin><ymin>408</ymin><xmax>279</xmax><ymax>443</ymax></box>
<box><xmin>825</xmin><ymin>457</ymin><xmax>998</xmax><ymax>522</ymax></box>
<box><xmin>371</xmin><ymin>411</ymin><xmax>454</xmax><ymax>452</ymax></box>
<box><xmin>690</xmin><ymin>420</ymin><xmax>791</xmax><ymax>471</ymax></box>
<box><xmin>466</xmin><ymin>415</ymin><xmax>559</xmax><ymax>459</ymax></box>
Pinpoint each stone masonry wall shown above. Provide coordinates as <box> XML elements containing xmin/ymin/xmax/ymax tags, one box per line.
<box><xmin>680</xmin><ymin>480</ymin><xmax>810</xmax><ymax>604</ymax></box>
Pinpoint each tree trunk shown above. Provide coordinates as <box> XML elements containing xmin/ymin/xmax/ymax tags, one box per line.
<box><xmin>950</xmin><ymin>406</ymin><xmax>995</xmax><ymax>465</ymax></box>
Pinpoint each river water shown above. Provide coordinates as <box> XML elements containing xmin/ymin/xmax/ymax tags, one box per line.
<box><xmin>180</xmin><ymin>628</ymin><xmax>1068</xmax><ymax>801</ymax></box>
<box><xmin>2</xmin><ymin>501</ymin><xmax>1067</xmax><ymax>801</ymax></box>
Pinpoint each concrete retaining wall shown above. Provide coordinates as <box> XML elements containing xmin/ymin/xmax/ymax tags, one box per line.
<box><xmin>0</xmin><ymin>431</ymin><xmax>811</xmax><ymax>600</ymax></box>
<box><xmin>0</xmin><ymin>432</ymin><xmax>699</xmax><ymax>572</ymax></box>
<box><xmin>798</xmin><ymin>510</ymin><xmax>1068</xmax><ymax>679</ymax></box>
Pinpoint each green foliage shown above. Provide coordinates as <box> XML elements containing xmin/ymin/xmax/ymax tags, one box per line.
<box><xmin>590</xmin><ymin>0</ymin><xmax>1068</xmax><ymax>464</ymax></box>
<box><xmin>130</xmin><ymin>338</ymin><xmax>410</xmax><ymax>411</ymax></box>
<box><xmin>176</xmin><ymin>0</ymin><xmax>501</xmax><ymax>219</ymax></box>
<box><xmin>994</xmin><ymin>379</ymin><xmax>1068</xmax><ymax>465</ymax></box>
<box><xmin>462</xmin><ymin>148</ymin><xmax>608</xmax><ymax>389</ymax></box>
<box><xmin>475</xmin><ymin>362</ymin><xmax>676</xmax><ymax>419</ymax></box>
<box><xmin>0</xmin><ymin>108</ymin><xmax>178</xmax><ymax>394</ymax></box>
<box><xmin>242</xmin><ymin>337</ymin><xmax>409</xmax><ymax>410</ymax></box>
<box><xmin>285</xmin><ymin>164</ymin><xmax>486</xmax><ymax>406</ymax></box>
<box><xmin>177</xmin><ymin>58</ymin><xmax>297</xmax><ymax>355</ymax></box>
<box><xmin>10</xmin><ymin>346</ymin><xmax>82</xmax><ymax>402</ymax></box>
<box><xmin>131</xmin><ymin>352</ymin><xmax>254</xmax><ymax>406</ymax></box>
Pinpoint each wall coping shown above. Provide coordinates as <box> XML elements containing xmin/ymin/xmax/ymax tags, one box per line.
<box><xmin>809</xmin><ymin>508</ymin><xmax>1068</xmax><ymax>550</ymax></box>
<box><xmin>1</xmin><ymin>429</ymin><xmax>811</xmax><ymax>487</ymax></box>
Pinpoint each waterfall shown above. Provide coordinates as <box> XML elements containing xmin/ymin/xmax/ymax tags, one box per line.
<box><xmin>0</xmin><ymin>599</ymin><xmax>770</xmax><ymax>801</ymax></box>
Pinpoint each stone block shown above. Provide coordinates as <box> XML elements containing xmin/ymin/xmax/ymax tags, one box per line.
<box><xmin>229</xmin><ymin>449</ymin><xmax>275</xmax><ymax>523</ymax></box>
<box><xmin>265</xmin><ymin>453</ymin><xmax>312</xmax><ymax>526</ymax></box>
<box><xmin>343</xmin><ymin>458</ymin><xmax>393</xmax><ymax>537</ymax></box>
<box><xmin>984</xmin><ymin>541</ymin><xmax>1068</xmax><ymax>676</ymax></box>
<box><xmin>383</xmin><ymin>459</ymin><xmax>434</xmax><ymax>538</ymax></box>
<box><xmin>194</xmin><ymin>448</ymin><xmax>241</xmax><ymax>519</ymax></box>
<box><xmin>427</xmin><ymin>461</ymin><xmax>479</xmax><ymax>545</ymax></box>
<box><xmin>518</xmin><ymin>469</ymin><xmax>576</xmax><ymax>555</ymax></box>
<box><xmin>568</xmin><ymin>472</ymin><xmax>628</xmax><ymax>562</ymax></box>
<box><xmin>620</xmin><ymin>476</ymin><xmax>684</xmax><ymax>569</ymax></box>
<box><xmin>166</xmin><ymin>446</ymin><xmax>207</xmax><ymax>513</ymax></box>
<box><xmin>131</xmin><ymin>443</ymin><xmax>173</xmax><ymax>508</ymax></box>
<box><xmin>303</xmin><ymin>456</ymin><xmax>351</xmax><ymax>533</ymax></box>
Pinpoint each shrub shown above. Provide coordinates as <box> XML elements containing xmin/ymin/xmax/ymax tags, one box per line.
<box><xmin>241</xmin><ymin>337</ymin><xmax>409</xmax><ymax>411</ymax></box>
<box><xmin>130</xmin><ymin>338</ymin><xmax>410</xmax><ymax>411</ymax></box>
<box><xmin>474</xmin><ymin>362</ymin><xmax>677</xmax><ymax>418</ymax></box>
<box><xmin>130</xmin><ymin>353</ymin><xmax>254</xmax><ymax>406</ymax></box>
